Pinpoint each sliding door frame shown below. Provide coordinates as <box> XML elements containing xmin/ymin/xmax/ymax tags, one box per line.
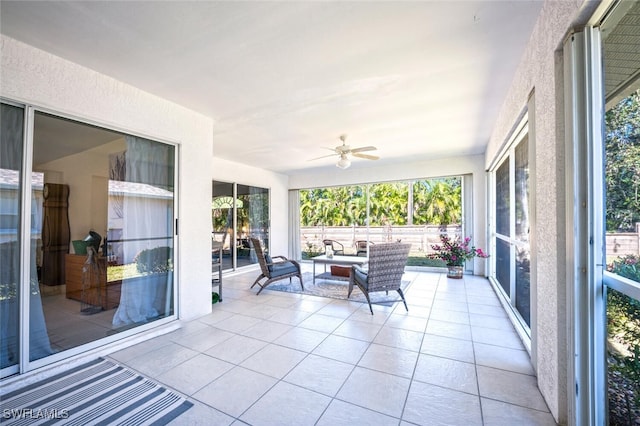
<box><xmin>3</xmin><ymin>98</ymin><xmax>180</xmax><ymax>377</ymax></box>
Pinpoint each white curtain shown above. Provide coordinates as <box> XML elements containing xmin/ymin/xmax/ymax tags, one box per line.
<box><xmin>288</xmin><ymin>190</ymin><xmax>301</xmax><ymax>260</ymax></box>
<box><xmin>112</xmin><ymin>136</ymin><xmax>174</xmax><ymax>328</ymax></box>
<box><xmin>0</xmin><ymin>103</ymin><xmax>52</xmax><ymax>368</ymax></box>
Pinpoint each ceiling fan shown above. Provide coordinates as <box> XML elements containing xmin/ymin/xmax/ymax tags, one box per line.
<box><xmin>310</xmin><ymin>134</ymin><xmax>379</xmax><ymax>169</ymax></box>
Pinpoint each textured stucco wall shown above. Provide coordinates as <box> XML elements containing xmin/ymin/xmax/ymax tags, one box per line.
<box><xmin>484</xmin><ymin>0</ymin><xmax>598</xmax><ymax>423</ymax></box>
<box><xmin>1</xmin><ymin>35</ymin><xmax>215</xmax><ymax>322</ymax></box>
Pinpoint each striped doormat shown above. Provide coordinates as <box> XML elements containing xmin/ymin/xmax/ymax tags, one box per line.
<box><xmin>0</xmin><ymin>358</ymin><xmax>192</xmax><ymax>425</ymax></box>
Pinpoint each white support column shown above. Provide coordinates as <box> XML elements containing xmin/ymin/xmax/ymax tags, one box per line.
<box><xmin>563</xmin><ymin>27</ymin><xmax>606</xmax><ymax>426</ymax></box>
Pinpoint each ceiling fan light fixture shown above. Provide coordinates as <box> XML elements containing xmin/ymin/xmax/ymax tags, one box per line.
<box><xmin>336</xmin><ymin>155</ymin><xmax>351</xmax><ymax>169</ymax></box>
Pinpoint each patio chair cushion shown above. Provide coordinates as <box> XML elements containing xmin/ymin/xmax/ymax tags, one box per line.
<box><xmin>270</xmin><ymin>261</ymin><xmax>299</xmax><ymax>277</ymax></box>
<box><xmin>265</xmin><ymin>254</ymin><xmax>273</xmax><ymax>271</ymax></box>
<box><xmin>352</xmin><ymin>266</ymin><xmax>369</xmax><ymax>289</ymax></box>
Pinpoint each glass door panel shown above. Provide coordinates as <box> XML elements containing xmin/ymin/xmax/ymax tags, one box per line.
<box><xmin>212</xmin><ymin>181</ymin><xmax>234</xmax><ymax>271</ymax></box>
<box><xmin>601</xmin><ymin>3</ymin><xmax>640</xmax><ymax>421</ymax></box>
<box><xmin>514</xmin><ymin>137</ymin><xmax>530</xmax><ymax>326</ymax></box>
<box><xmin>237</xmin><ymin>184</ymin><xmax>269</xmax><ymax>267</ymax></box>
<box><xmin>30</xmin><ymin>112</ymin><xmax>175</xmax><ymax>358</ymax></box>
<box><xmin>1</xmin><ymin>103</ymin><xmax>27</xmax><ymax>373</ymax></box>
<box><xmin>212</xmin><ymin>181</ymin><xmax>269</xmax><ymax>270</ymax></box>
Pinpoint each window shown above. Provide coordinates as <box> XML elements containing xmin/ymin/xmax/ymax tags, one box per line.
<box><xmin>600</xmin><ymin>3</ymin><xmax>640</xmax><ymax>422</ymax></box>
<box><xmin>489</xmin><ymin>118</ymin><xmax>531</xmax><ymax>329</ymax></box>
<box><xmin>299</xmin><ymin>177</ymin><xmax>463</xmax><ymax>265</ymax></box>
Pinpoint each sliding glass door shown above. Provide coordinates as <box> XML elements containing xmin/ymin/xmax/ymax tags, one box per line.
<box><xmin>212</xmin><ymin>180</ymin><xmax>270</xmax><ymax>271</ymax></box>
<box><xmin>490</xmin><ymin>118</ymin><xmax>531</xmax><ymax>329</ymax></box>
<box><xmin>0</xmin><ymin>103</ymin><xmax>177</xmax><ymax>377</ymax></box>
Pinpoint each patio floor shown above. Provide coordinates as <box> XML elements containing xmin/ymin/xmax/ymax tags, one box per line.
<box><xmin>108</xmin><ymin>266</ymin><xmax>556</xmax><ymax>425</ymax></box>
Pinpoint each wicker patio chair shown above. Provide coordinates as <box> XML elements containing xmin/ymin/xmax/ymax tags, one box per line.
<box><xmin>322</xmin><ymin>239</ymin><xmax>344</xmax><ymax>255</ymax></box>
<box><xmin>348</xmin><ymin>242</ymin><xmax>411</xmax><ymax>314</ymax></box>
<box><xmin>250</xmin><ymin>238</ymin><xmax>303</xmax><ymax>295</ymax></box>
<box><xmin>355</xmin><ymin>240</ymin><xmax>374</xmax><ymax>256</ymax></box>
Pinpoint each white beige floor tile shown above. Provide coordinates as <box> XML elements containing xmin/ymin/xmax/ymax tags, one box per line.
<box><xmin>273</xmin><ymin>327</ymin><xmax>329</xmax><ymax>352</ymax></box>
<box><xmin>317</xmin><ymin>399</ymin><xmax>399</xmax><ymax>426</ymax></box>
<box><xmin>420</xmin><ymin>333</ymin><xmax>475</xmax><ymax>363</ymax></box>
<box><xmin>469</xmin><ymin>294</ymin><xmax>502</xmax><ymax>307</ymax></box>
<box><xmin>268</xmin><ymin>309</ymin><xmax>312</xmax><ymax>326</ymax></box>
<box><xmin>469</xmin><ymin>312</ymin><xmax>513</xmax><ymax>330</ymax></box>
<box><xmin>384</xmin><ymin>313</ymin><xmax>428</xmax><ymax>333</ymax></box>
<box><xmin>373</xmin><ymin>325</ymin><xmax>424</xmax><ymax>352</ymax></box>
<box><xmin>430</xmin><ymin>300</ymin><xmax>469</xmax><ymax>313</ymax></box>
<box><xmin>298</xmin><ymin>313</ymin><xmax>345</xmax><ymax>333</ymax></box>
<box><xmin>471</xmin><ymin>326</ymin><xmax>524</xmax><ymax>350</ymax></box>
<box><xmin>240</xmin><ymin>320</ymin><xmax>293</xmax><ymax>342</ymax></box>
<box><xmin>477</xmin><ymin>365</ymin><xmax>550</xmax><ymax>412</ymax></box>
<box><xmin>205</xmin><ymin>334</ymin><xmax>268</xmax><ymax>364</ymax></box>
<box><xmin>192</xmin><ymin>366</ymin><xmax>277</xmax><ymax>417</ymax></box>
<box><xmin>240</xmin><ymin>343</ymin><xmax>306</xmax><ymax>379</ymax></box>
<box><xmin>467</xmin><ymin>302</ymin><xmax>508</xmax><ymax>317</ymax></box>
<box><xmin>425</xmin><ymin>319</ymin><xmax>472</xmax><ymax>340</ymax></box>
<box><xmin>292</xmin><ymin>298</ymin><xmax>331</xmax><ymax>313</ymax></box>
<box><xmin>212</xmin><ymin>313</ymin><xmax>262</xmax><ymax>333</ymax></box>
<box><xmin>105</xmin><ymin>270</ymin><xmax>555</xmax><ymax>425</ymax></box>
<box><xmin>166</xmin><ymin>400</ymin><xmax>234</xmax><ymax>426</ymax></box>
<box><xmin>316</xmin><ymin>301</ymin><xmax>360</xmax><ymax>318</ymax></box>
<box><xmin>312</xmin><ymin>335</ymin><xmax>370</xmax><ymax>364</ymax></box>
<box><xmin>403</xmin><ymin>381</ymin><xmax>482</xmax><ymax>425</ymax></box>
<box><xmin>158</xmin><ymin>353</ymin><xmax>234</xmax><ymax>395</ymax></box>
<box><xmin>171</xmin><ymin>326</ymin><xmax>235</xmax><ymax>352</ymax></box>
<box><xmin>240</xmin><ymin>381</ymin><xmax>331</xmax><ymax>426</ymax></box>
<box><xmin>481</xmin><ymin>398</ymin><xmax>558</xmax><ymax>425</ymax></box>
<box><xmin>108</xmin><ymin>335</ymin><xmax>172</xmax><ymax>363</ymax></box>
<box><xmin>428</xmin><ymin>308</ymin><xmax>470</xmax><ymax>325</ymax></box>
<box><xmin>333</xmin><ymin>319</ymin><xmax>383</xmax><ymax>342</ymax></box>
<box><xmin>261</xmin><ymin>294</ymin><xmax>300</xmax><ymax>309</ymax></box>
<box><xmin>349</xmin><ymin>308</ymin><xmax>392</xmax><ymax>324</ymax></box>
<box><xmin>125</xmin><ymin>342</ymin><xmax>199</xmax><ymax>377</ymax></box>
<box><xmin>240</xmin><ymin>303</ymin><xmax>287</xmax><ymax>320</ymax></box>
<box><xmin>474</xmin><ymin>342</ymin><xmax>535</xmax><ymax>375</ymax></box>
<box><xmin>283</xmin><ymin>354</ymin><xmax>354</xmax><ymax>397</ymax></box>
<box><xmin>358</xmin><ymin>343</ymin><xmax>419</xmax><ymax>378</ymax></box>
<box><xmin>413</xmin><ymin>353</ymin><xmax>478</xmax><ymax>395</ymax></box>
<box><xmin>336</xmin><ymin>366</ymin><xmax>411</xmax><ymax>418</ymax></box>
<box><xmin>198</xmin><ymin>308</ymin><xmax>237</xmax><ymax>326</ymax></box>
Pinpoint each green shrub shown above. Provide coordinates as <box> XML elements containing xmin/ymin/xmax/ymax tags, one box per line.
<box><xmin>134</xmin><ymin>246</ymin><xmax>172</xmax><ymax>274</ymax></box>
<box><xmin>607</xmin><ymin>254</ymin><xmax>640</xmax><ymax>422</ymax></box>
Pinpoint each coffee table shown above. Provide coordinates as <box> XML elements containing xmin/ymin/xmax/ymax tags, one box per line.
<box><xmin>311</xmin><ymin>255</ymin><xmax>368</xmax><ymax>284</ymax></box>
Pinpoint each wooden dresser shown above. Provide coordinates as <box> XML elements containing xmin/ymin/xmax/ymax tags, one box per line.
<box><xmin>65</xmin><ymin>254</ymin><xmax>121</xmax><ymax>310</ymax></box>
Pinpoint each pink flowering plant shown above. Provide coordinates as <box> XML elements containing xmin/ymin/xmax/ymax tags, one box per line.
<box><xmin>428</xmin><ymin>234</ymin><xmax>488</xmax><ymax>266</ymax></box>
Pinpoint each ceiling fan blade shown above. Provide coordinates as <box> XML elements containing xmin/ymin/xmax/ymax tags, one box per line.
<box><xmin>351</xmin><ymin>146</ymin><xmax>377</xmax><ymax>154</ymax></box>
<box><xmin>353</xmin><ymin>152</ymin><xmax>380</xmax><ymax>160</ymax></box>
<box><xmin>308</xmin><ymin>153</ymin><xmax>337</xmax><ymax>161</ymax></box>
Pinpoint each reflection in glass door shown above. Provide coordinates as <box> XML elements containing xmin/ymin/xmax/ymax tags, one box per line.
<box><xmin>212</xmin><ymin>181</ymin><xmax>270</xmax><ymax>271</ymax></box>
<box><xmin>1</xmin><ymin>105</ymin><xmax>176</xmax><ymax>376</ymax></box>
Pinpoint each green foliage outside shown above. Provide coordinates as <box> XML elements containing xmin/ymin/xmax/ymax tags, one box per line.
<box><xmin>605</xmin><ymin>90</ymin><xmax>640</xmax><ymax>232</ymax></box>
<box><xmin>605</xmin><ymin>90</ymin><xmax>640</xmax><ymax>424</ymax></box>
<box><xmin>134</xmin><ymin>246</ymin><xmax>172</xmax><ymax>274</ymax></box>
<box><xmin>607</xmin><ymin>254</ymin><xmax>640</xmax><ymax>423</ymax></box>
<box><xmin>300</xmin><ymin>178</ymin><xmax>461</xmax><ymax>227</ymax></box>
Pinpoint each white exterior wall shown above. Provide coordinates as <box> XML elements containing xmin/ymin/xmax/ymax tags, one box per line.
<box><xmin>483</xmin><ymin>1</ymin><xmax>599</xmax><ymax>423</ymax></box>
<box><xmin>0</xmin><ymin>35</ymin><xmax>215</xmax><ymax>322</ymax></box>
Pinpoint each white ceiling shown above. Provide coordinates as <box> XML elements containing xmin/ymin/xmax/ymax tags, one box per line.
<box><xmin>0</xmin><ymin>1</ymin><xmax>543</xmax><ymax>174</ymax></box>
